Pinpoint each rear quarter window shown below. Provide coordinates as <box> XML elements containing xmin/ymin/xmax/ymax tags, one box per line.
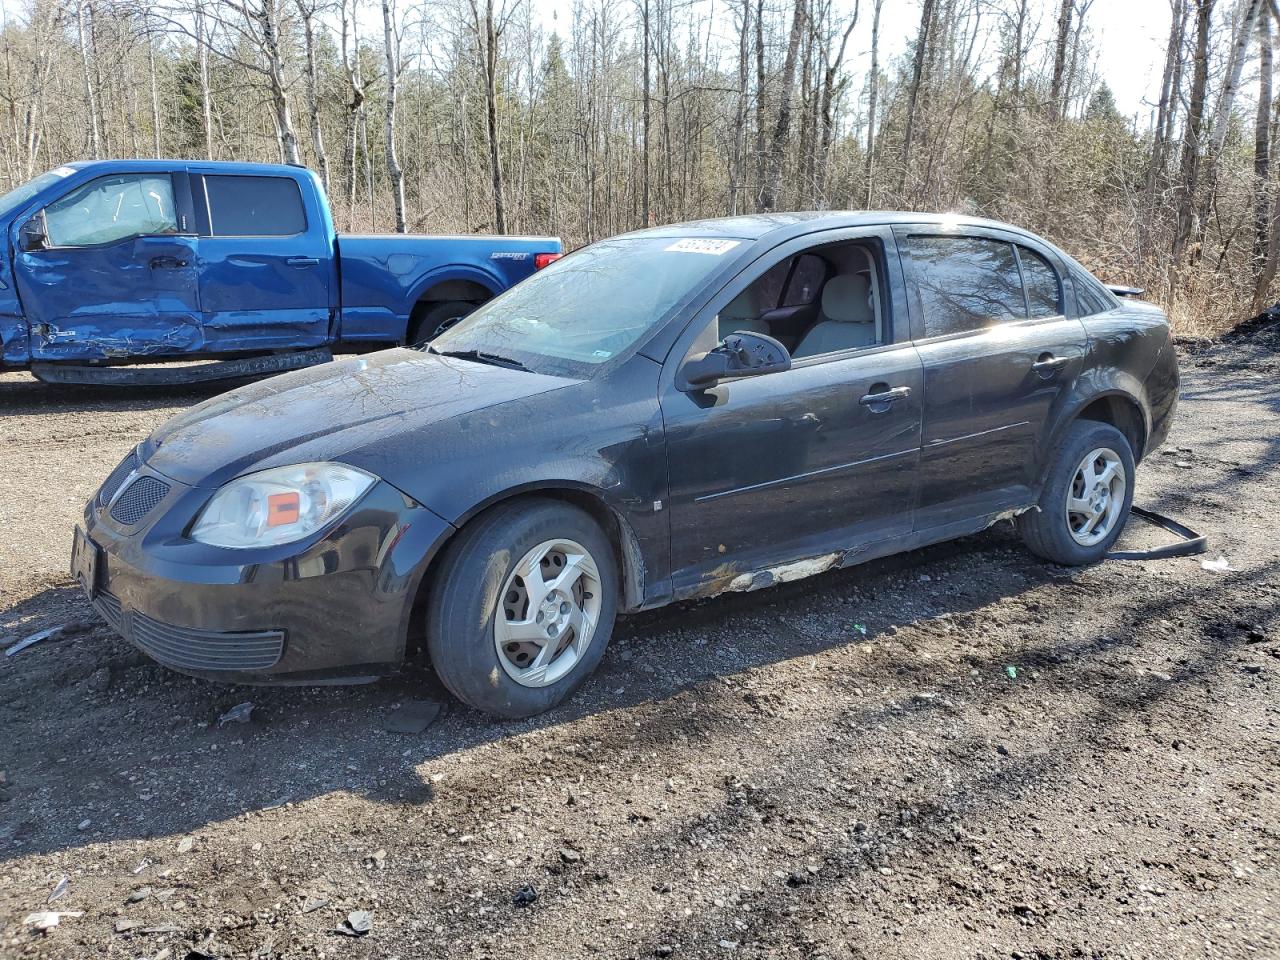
<box><xmin>204</xmin><ymin>175</ymin><xmax>306</xmax><ymax>237</ymax></box>
<box><xmin>1071</xmin><ymin>271</ymin><xmax>1118</xmax><ymax>316</ymax></box>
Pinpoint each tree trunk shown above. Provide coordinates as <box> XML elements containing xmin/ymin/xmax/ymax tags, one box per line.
<box><xmin>77</xmin><ymin>0</ymin><xmax>102</xmax><ymax>159</ymax></box>
<box><xmin>480</xmin><ymin>0</ymin><xmax>506</xmax><ymax>233</ymax></box>
<box><xmin>759</xmin><ymin>0</ymin><xmax>806</xmax><ymax>211</ymax></box>
<box><xmin>297</xmin><ymin>0</ymin><xmax>330</xmax><ymax>195</ymax></box>
<box><xmin>1172</xmin><ymin>0</ymin><xmax>1215</xmax><ymax>269</ymax></box>
<box><xmin>1049</xmin><ymin>0</ymin><xmax>1074</xmax><ymax>122</ymax></box>
<box><xmin>899</xmin><ymin>0</ymin><xmax>935</xmax><ymax>196</ymax></box>
<box><xmin>864</xmin><ymin>0</ymin><xmax>882</xmax><ymax>206</ymax></box>
<box><xmin>259</xmin><ymin>0</ymin><xmax>301</xmax><ymax>166</ymax></box>
<box><xmin>1253</xmin><ymin>6</ymin><xmax>1275</xmax><ymax>309</ymax></box>
<box><xmin>641</xmin><ymin>0</ymin><xmax>651</xmax><ymax>223</ymax></box>
<box><xmin>146</xmin><ymin>19</ymin><xmax>162</xmax><ymax>158</ymax></box>
<box><xmin>195</xmin><ymin>1</ymin><xmax>214</xmax><ymax>160</ymax></box>
<box><xmin>382</xmin><ymin>0</ymin><xmax>406</xmax><ymax>231</ymax></box>
<box><xmin>729</xmin><ymin>0</ymin><xmax>749</xmax><ymax>215</ymax></box>
<box><xmin>1147</xmin><ymin>0</ymin><xmax>1187</xmax><ymax>206</ymax></box>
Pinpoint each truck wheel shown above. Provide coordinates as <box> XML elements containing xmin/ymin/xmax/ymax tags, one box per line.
<box><xmin>1018</xmin><ymin>420</ymin><xmax>1135</xmax><ymax>565</ymax></box>
<box><xmin>408</xmin><ymin>301</ymin><xmax>476</xmax><ymax>345</ymax></box>
<box><xmin>425</xmin><ymin>498</ymin><xmax>618</xmax><ymax>719</ymax></box>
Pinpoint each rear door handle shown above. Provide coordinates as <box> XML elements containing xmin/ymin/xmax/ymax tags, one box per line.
<box><xmin>859</xmin><ymin>385</ymin><xmax>911</xmax><ymax>408</ymax></box>
<box><xmin>286</xmin><ymin>256</ymin><xmax>320</xmax><ymax>268</ymax></box>
<box><xmin>1032</xmin><ymin>354</ymin><xmax>1070</xmax><ymax>373</ymax></box>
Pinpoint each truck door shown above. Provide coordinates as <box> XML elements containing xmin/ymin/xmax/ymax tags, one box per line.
<box><xmin>192</xmin><ymin>172</ymin><xmax>334</xmax><ymax>351</ymax></box>
<box><xmin>13</xmin><ymin>171</ymin><xmax>202</xmax><ymax>361</ymax></box>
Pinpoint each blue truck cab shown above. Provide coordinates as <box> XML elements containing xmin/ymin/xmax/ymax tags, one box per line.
<box><xmin>0</xmin><ymin>160</ymin><xmax>561</xmax><ymax>379</ymax></box>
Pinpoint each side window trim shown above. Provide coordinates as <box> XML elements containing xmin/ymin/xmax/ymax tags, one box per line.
<box><xmin>39</xmin><ymin>172</ymin><xmax>180</xmax><ymax>250</ymax></box>
<box><xmin>894</xmin><ymin>224</ymin><xmax>1074</xmax><ymax>342</ymax></box>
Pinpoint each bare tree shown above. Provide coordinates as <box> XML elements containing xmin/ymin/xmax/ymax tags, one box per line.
<box><xmin>296</xmin><ymin>0</ymin><xmax>330</xmax><ymax>192</ymax></box>
<box><xmin>382</xmin><ymin>0</ymin><xmax>406</xmax><ymax>231</ymax></box>
<box><xmin>759</xmin><ymin>0</ymin><xmax>806</xmax><ymax>211</ymax></box>
<box><xmin>864</xmin><ymin>0</ymin><xmax>882</xmax><ymax>207</ymax></box>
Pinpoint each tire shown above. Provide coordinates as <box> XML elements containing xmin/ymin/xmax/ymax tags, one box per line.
<box><xmin>425</xmin><ymin>498</ymin><xmax>619</xmax><ymax>719</ymax></box>
<box><xmin>407</xmin><ymin>300</ymin><xmax>477</xmax><ymax>345</ymax></box>
<box><xmin>1018</xmin><ymin>420</ymin><xmax>1136</xmax><ymax>565</ymax></box>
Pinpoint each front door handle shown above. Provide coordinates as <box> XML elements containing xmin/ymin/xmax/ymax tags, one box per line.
<box><xmin>149</xmin><ymin>255</ymin><xmax>188</xmax><ymax>269</ymax></box>
<box><xmin>859</xmin><ymin>385</ymin><xmax>911</xmax><ymax>408</ymax></box>
<box><xmin>286</xmin><ymin>256</ymin><xmax>320</xmax><ymax>268</ymax></box>
<box><xmin>1032</xmin><ymin>353</ymin><xmax>1070</xmax><ymax>374</ymax></box>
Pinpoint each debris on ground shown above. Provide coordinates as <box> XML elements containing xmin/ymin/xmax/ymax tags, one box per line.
<box><xmin>126</xmin><ymin>885</ymin><xmax>152</xmax><ymax>903</ymax></box>
<box><xmin>47</xmin><ymin>874</ymin><xmax>68</xmax><ymax>903</ymax></box>
<box><xmin>1005</xmin><ymin>665</ymin><xmax>1018</xmax><ymax>679</ymax></box>
<box><xmin>24</xmin><ymin>910</ymin><xmax>83</xmax><ymax>932</ymax></box>
<box><xmin>512</xmin><ymin>885</ymin><xmax>539</xmax><ymax>907</ymax></box>
<box><xmin>383</xmin><ymin>698</ymin><xmax>443</xmax><ymax>734</ymax></box>
<box><xmin>1201</xmin><ymin>555</ymin><xmax>1240</xmax><ymax>573</ymax></box>
<box><xmin>334</xmin><ymin>910</ymin><xmax>372</xmax><ymax>936</ymax></box>
<box><xmin>301</xmin><ymin>896</ymin><xmax>329</xmax><ymax>914</ymax></box>
<box><xmin>217</xmin><ymin>701</ymin><xmax>254</xmax><ymax>726</ymax></box>
<box><xmin>176</xmin><ymin>836</ymin><xmax>194</xmax><ymax>853</ymax></box>
<box><xmin>5</xmin><ymin>626</ymin><xmax>63</xmax><ymax>657</ymax></box>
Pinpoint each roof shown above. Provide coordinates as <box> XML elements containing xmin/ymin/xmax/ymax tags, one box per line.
<box><xmin>625</xmin><ymin>210</ymin><xmax>1044</xmax><ymax>245</ymax></box>
<box><xmin>66</xmin><ymin>159</ymin><xmax>308</xmax><ymax>176</ymax></box>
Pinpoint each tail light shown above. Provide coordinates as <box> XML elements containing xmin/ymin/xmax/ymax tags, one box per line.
<box><xmin>534</xmin><ymin>253</ymin><xmax>562</xmax><ymax>270</ymax></box>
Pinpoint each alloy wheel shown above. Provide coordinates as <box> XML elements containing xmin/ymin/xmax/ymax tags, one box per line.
<box><xmin>1064</xmin><ymin>446</ymin><xmax>1126</xmax><ymax>547</ymax></box>
<box><xmin>494</xmin><ymin>538</ymin><xmax>603</xmax><ymax>688</ymax></box>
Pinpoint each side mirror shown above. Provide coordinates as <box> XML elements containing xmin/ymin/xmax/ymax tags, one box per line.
<box><xmin>680</xmin><ymin>331</ymin><xmax>792</xmax><ymax>390</ymax></box>
<box><xmin>19</xmin><ymin>215</ymin><xmax>47</xmax><ymax>252</ymax></box>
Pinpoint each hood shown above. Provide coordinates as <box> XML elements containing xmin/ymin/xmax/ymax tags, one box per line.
<box><xmin>142</xmin><ymin>348</ymin><xmax>577</xmax><ymax>487</ymax></box>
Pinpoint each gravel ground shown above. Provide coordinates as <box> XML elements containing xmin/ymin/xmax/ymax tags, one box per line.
<box><xmin>0</xmin><ymin>331</ymin><xmax>1277</xmax><ymax>960</ymax></box>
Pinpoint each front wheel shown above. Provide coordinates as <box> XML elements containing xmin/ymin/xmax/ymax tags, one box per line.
<box><xmin>425</xmin><ymin>499</ymin><xmax>618</xmax><ymax>718</ymax></box>
<box><xmin>1018</xmin><ymin>420</ymin><xmax>1135</xmax><ymax>565</ymax></box>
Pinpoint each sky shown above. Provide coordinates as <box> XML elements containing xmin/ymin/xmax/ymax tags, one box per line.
<box><xmin>529</xmin><ymin>0</ymin><xmax>1175</xmax><ymax>125</ymax></box>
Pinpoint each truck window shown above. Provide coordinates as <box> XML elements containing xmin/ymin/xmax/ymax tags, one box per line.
<box><xmin>906</xmin><ymin>235</ymin><xmax>1025</xmax><ymax>338</ymax></box>
<box><xmin>44</xmin><ymin>174</ymin><xmax>177</xmax><ymax>248</ymax></box>
<box><xmin>204</xmin><ymin>175</ymin><xmax>306</xmax><ymax>237</ymax></box>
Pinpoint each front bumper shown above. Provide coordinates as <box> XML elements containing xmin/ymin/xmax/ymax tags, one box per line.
<box><xmin>77</xmin><ymin>458</ymin><xmax>455</xmax><ymax>684</ymax></box>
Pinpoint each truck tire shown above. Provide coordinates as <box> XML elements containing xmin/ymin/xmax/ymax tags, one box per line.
<box><xmin>1018</xmin><ymin>420</ymin><xmax>1135</xmax><ymax>565</ymax></box>
<box><xmin>408</xmin><ymin>300</ymin><xmax>477</xmax><ymax>345</ymax></box>
<box><xmin>425</xmin><ymin>498</ymin><xmax>618</xmax><ymax>719</ymax></box>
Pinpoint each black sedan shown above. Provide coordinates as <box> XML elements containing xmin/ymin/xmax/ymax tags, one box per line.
<box><xmin>72</xmin><ymin>213</ymin><xmax>1178</xmax><ymax>718</ymax></box>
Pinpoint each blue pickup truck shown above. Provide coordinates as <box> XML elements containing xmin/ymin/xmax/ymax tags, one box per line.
<box><xmin>0</xmin><ymin>160</ymin><xmax>561</xmax><ymax>383</ymax></box>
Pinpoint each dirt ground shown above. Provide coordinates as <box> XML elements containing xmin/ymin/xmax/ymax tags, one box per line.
<box><xmin>0</xmin><ymin>329</ymin><xmax>1277</xmax><ymax>960</ymax></box>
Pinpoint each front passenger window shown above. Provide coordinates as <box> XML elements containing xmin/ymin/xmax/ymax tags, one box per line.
<box><xmin>907</xmin><ymin>236</ymin><xmax>1024</xmax><ymax>337</ymax></box>
<box><xmin>44</xmin><ymin>174</ymin><xmax>177</xmax><ymax>248</ymax></box>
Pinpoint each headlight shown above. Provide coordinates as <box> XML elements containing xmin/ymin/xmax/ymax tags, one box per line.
<box><xmin>190</xmin><ymin>462</ymin><xmax>377</xmax><ymax>549</ymax></box>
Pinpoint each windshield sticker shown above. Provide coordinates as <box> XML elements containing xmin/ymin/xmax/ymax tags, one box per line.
<box><xmin>592</xmin><ymin>350</ymin><xmax>612</xmax><ymax>359</ymax></box>
<box><xmin>664</xmin><ymin>239</ymin><xmax>741</xmax><ymax>256</ymax></box>
<box><xmin>50</xmin><ymin>165</ymin><xmax>76</xmax><ymax>178</ymax></box>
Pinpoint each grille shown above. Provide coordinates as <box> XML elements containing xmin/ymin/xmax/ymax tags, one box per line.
<box><xmin>110</xmin><ymin>476</ymin><xmax>170</xmax><ymax>526</ymax></box>
<box><xmin>93</xmin><ymin>590</ymin><xmax>125</xmax><ymax>633</ymax></box>
<box><xmin>97</xmin><ymin>451</ymin><xmax>139</xmax><ymax>506</ymax></box>
<box><xmin>131</xmin><ymin>613</ymin><xmax>284</xmax><ymax>672</ymax></box>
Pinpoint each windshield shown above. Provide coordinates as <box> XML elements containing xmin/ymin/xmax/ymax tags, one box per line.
<box><xmin>432</xmin><ymin>235</ymin><xmax>747</xmax><ymax>376</ymax></box>
<box><xmin>0</xmin><ymin>168</ymin><xmax>74</xmax><ymax>220</ymax></box>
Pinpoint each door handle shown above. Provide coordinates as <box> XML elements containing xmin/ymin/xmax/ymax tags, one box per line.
<box><xmin>149</xmin><ymin>256</ymin><xmax>188</xmax><ymax>269</ymax></box>
<box><xmin>1032</xmin><ymin>354</ymin><xmax>1071</xmax><ymax>374</ymax></box>
<box><xmin>286</xmin><ymin>256</ymin><xmax>320</xmax><ymax>267</ymax></box>
<box><xmin>859</xmin><ymin>385</ymin><xmax>911</xmax><ymax>407</ymax></box>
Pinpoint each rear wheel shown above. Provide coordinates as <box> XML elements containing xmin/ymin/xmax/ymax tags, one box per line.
<box><xmin>407</xmin><ymin>300</ymin><xmax>477</xmax><ymax>346</ymax></box>
<box><xmin>425</xmin><ymin>499</ymin><xmax>618</xmax><ymax>718</ymax></box>
<box><xmin>1018</xmin><ymin>420</ymin><xmax>1135</xmax><ymax>565</ymax></box>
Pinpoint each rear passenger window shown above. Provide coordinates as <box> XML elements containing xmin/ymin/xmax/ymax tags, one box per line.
<box><xmin>1018</xmin><ymin>246</ymin><xmax>1062</xmax><ymax>318</ymax></box>
<box><xmin>907</xmin><ymin>236</ymin><xmax>1025</xmax><ymax>337</ymax></box>
<box><xmin>782</xmin><ymin>254</ymin><xmax>826</xmax><ymax>306</ymax></box>
<box><xmin>204</xmin><ymin>175</ymin><xmax>306</xmax><ymax>237</ymax></box>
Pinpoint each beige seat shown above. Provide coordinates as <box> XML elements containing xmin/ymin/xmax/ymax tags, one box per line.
<box><xmin>792</xmin><ymin>274</ymin><xmax>877</xmax><ymax>358</ymax></box>
<box><xmin>718</xmin><ymin>287</ymin><xmax>770</xmax><ymax>340</ymax></box>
